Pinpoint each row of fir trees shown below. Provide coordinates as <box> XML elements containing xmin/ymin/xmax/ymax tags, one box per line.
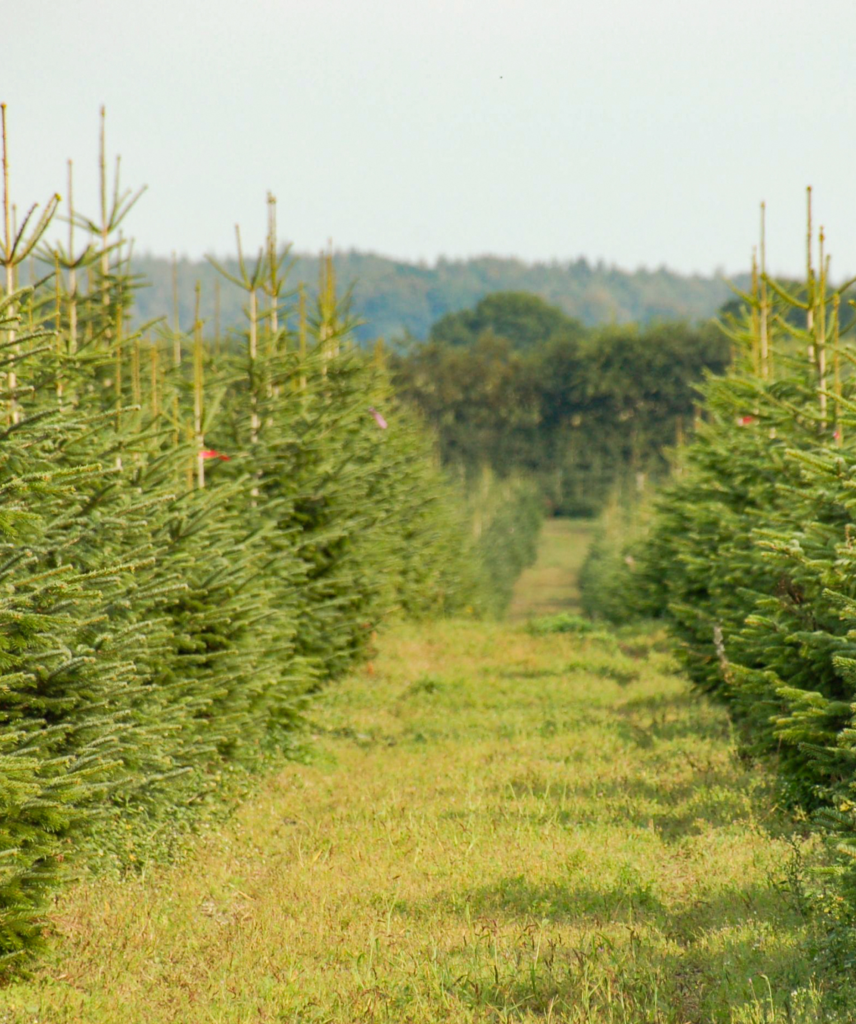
<box><xmin>0</xmin><ymin>108</ymin><xmax>542</xmax><ymax>964</ymax></box>
<box><xmin>583</xmin><ymin>193</ymin><xmax>856</xmax><ymax>911</ymax></box>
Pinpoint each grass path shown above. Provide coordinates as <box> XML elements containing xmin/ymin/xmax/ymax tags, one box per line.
<box><xmin>0</xmin><ymin>522</ymin><xmax>841</xmax><ymax>1023</ymax></box>
<box><xmin>507</xmin><ymin>519</ymin><xmax>592</xmax><ymax>621</ymax></box>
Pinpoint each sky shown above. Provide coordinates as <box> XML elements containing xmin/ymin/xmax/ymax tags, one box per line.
<box><xmin>3</xmin><ymin>0</ymin><xmax>855</xmax><ymax>278</ymax></box>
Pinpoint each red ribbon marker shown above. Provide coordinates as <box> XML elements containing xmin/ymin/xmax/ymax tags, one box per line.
<box><xmin>200</xmin><ymin>449</ymin><xmax>231</xmax><ymax>461</ymax></box>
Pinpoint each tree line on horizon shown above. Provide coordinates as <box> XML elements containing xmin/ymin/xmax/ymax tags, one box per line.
<box><xmin>118</xmin><ymin>247</ymin><xmax>738</xmax><ymax>516</ymax></box>
<box><xmin>129</xmin><ymin>250</ymin><xmax>741</xmax><ymax>347</ymax></box>
<box><xmin>391</xmin><ymin>291</ymin><xmax>732</xmax><ymax>515</ymax></box>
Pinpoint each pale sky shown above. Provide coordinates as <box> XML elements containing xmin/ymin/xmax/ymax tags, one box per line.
<box><xmin>4</xmin><ymin>0</ymin><xmax>855</xmax><ymax>278</ymax></box>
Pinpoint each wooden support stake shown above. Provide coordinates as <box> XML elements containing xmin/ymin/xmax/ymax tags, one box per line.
<box><xmin>194</xmin><ymin>281</ymin><xmax>205</xmax><ymax>489</ymax></box>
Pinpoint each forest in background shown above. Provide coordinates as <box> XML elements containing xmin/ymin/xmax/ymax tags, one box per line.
<box><xmin>392</xmin><ymin>291</ymin><xmax>732</xmax><ymax>514</ymax></box>
<box><xmin>131</xmin><ymin>250</ymin><xmax>742</xmax><ymax>346</ymax></box>
<box><xmin>125</xmin><ymin>250</ymin><xmax>738</xmax><ymax>517</ymax></box>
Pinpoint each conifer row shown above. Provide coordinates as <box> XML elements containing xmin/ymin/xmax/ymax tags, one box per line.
<box><xmin>587</xmin><ymin>192</ymin><xmax>856</xmax><ymax>910</ymax></box>
<box><xmin>0</xmin><ymin>108</ymin><xmax>541</xmax><ymax>963</ymax></box>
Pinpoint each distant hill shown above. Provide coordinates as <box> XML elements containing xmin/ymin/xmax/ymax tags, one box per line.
<box><xmin>130</xmin><ymin>251</ymin><xmax>743</xmax><ymax>345</ymax></box>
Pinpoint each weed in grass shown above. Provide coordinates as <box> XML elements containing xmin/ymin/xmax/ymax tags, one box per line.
<box><xmin>528</xmin><ymin>612</ymin><xmax>599</xmax><ymax>636</ymax></box>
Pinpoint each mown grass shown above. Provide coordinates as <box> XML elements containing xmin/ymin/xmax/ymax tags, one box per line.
<box><xmin>507</xmin><ymin>518</ymin><xmax>592</xmax><ymax>621</ymax></box>
<box><xmin>2</xmin><ymin>521</ymin><xmax>854</xmax><ymax>1023</ymax></box>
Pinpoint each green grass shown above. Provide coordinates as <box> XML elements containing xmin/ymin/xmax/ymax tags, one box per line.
<box><xmin>507</xmin><ymin>518</ymin><xmax>593</xmax><ymax>621</ymax></box>
<box><xmin>1</xmin><ymin>520</ymin><xmax>853</xmax><ymax>1023</ymax></box>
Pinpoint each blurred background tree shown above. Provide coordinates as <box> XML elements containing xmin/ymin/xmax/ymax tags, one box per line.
<box><xmin>393</xmin><ymin>293</ymin><xmax>730</xmax><ymax>514</ymax></box>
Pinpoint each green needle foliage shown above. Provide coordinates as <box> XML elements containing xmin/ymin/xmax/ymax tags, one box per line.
<box><xmin>585</xmin><ymin>194</ymin><xmax>856</xmax><ymax>915</ymax></box>
<box><xmin>0</xmin><ymin>112</ymin><xmax>542</xmax><ymax>965</ymax></box>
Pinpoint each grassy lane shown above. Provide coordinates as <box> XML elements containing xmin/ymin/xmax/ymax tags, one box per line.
<box><xmin>0</xmin><ymin>524</ymin><xmax>843</xmax><ymax>1022</ymax></box>
<box><xmin>507</xmin><ymin>519</ymin><xmax>592</xmax><ymax>621</ymax></box>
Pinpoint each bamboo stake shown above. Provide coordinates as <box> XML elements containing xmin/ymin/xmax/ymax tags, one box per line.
<box><xmin>266</xmin><ymin>193</ymin><xmax>279</xmax><ymax>411</ymax></box>
<box><xmin>750</xmin><ymin>248</ymin><xmax>760</xmax><ymax>377</ymax></box>
<box><xmin>171</xmin><ymin>251</ymin><xmax>180</xmax><ymax>447</ymax></box>
<box><xmin>806</xmin><ymin>187</ymin><xmax>815</xmax><ymax>365</ymax></box>
<box><xmin>150</xmin><ymin>342</ymin><xmax>160</xmax><ymax>418</ymax></box>
<box><xmin>818</xmin><ymin>228</ymin><xmax>827</xmax><ymax>427</ymax></box>
<box><xmin>99</xmin><ymin>107</ymin><xmax>111</xmax><ymax>337</ymax></box>
<box><xmin>298</xmin><ymin>282</ymin><xmax>307</xmax><ymax>393</ymax></box>
<box><xmin>115</xmin><ymin>236</ymin><xmax>124</xmax><ymax>416</ymax></box>
<box><xmin>2</xmin><ymin>105</ymin><xmax>17</xmax><ymax>422</ymax></box>
<box><xmin>54</xmin><ymin>253</ymin><xmax>63</xmax><ymax>400</ymax></box>
<box><xmin>249</xmin><ymin>280</ymin><xmax>258</xmax><ymax>363</ymax></box>
<box><xmin>759</xmin><ymin>203</ymin><xmax>769</xmax><ymax>379</ymax></box>
<box><xmin>319</xmin><ymin>251</ymin><xmax>329</xmax><ymax>376</ymax></box>
<box><xmin>185</xmin><ymin>423</ymin><xmax>194</xmax><ymax>494</ymax></box>
<box><xmin>85</xmin><ymin>260</ymin><xmax>94</xmax><ymax>349</ymax></box>
<box><xmin>193</xmin><ymin>282</ymin><xmax>205</xmax><ymax>489</ymax></box>
<box><xmin>833</xmin><ymin>293</ymin><xmax>842</xmax><ymax>444</ymax></box>
<box><xmin>25</xmin><ymin>253</ymin><xmax>34</xmax><ymax>331</ymax></box>
<box><xmin>114</xmin><ymin>232</ymin><xmax>124</xmax><ymax>470</ymax></box>
<box><xmin>236</xmin><ymin>224</ymin><xmax>260</xmax><ymax>449</ymax></box>
<box><xmin>54</xmin><ymin>253</ymin><xmax>62</xmax><ymax>331</ymax></box>
<box><xmin>132</xmin><ymin>336</ymin><xmax>141</xmax><ymax>407</ymax></box>
<box><xmin>327</xmin><ymin>245</ymin><xmax>338</xmax><ymax>358</ymax></box>
<box><xmin>171</xmin><ymin>250</ymin><xmax>181</xmax><ymax>365</ymax></box>
<box><xmin>67</xmin><ymin>160</ymin><xmax>78</xmax><ymax>354</ymax></box>
<box><xmin>10</xmin><ymin>204</ymin><xmax>16</xmax><ymax>292</ymax></box>
<box><xmin>267</xmin><ymin>192</ymin><xmax>278</xmax><ymax>342</ymax></box>
<box><xmin>214</xmin><ymin>278</ymin><xmax>221</xmax><ymax>358</ymax></box>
